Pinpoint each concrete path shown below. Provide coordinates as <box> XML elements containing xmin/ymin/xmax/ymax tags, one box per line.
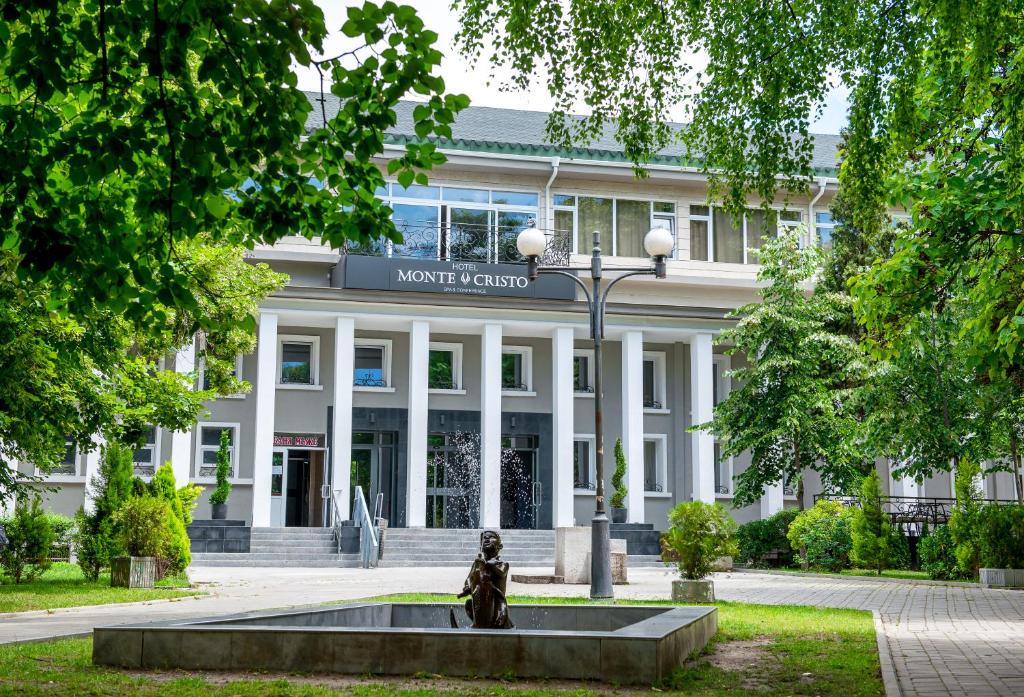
<box><xmin>1</xmin><ymin>566</ymin><xmax>1021</xmax><ymax>697</ymax></box>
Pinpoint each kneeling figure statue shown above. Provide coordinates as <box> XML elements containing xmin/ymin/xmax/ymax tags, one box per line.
<box><xmin>454</xmin><ymin>530</ymin><xmax>513</xmax><ymax>629</ymax></box>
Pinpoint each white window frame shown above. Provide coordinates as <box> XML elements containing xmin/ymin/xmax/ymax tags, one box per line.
<box><xmin>713</xmin><ymin>355</ymin><xmax>734</xmax><ymax>496</ymax></box>
<box><xmin>642</xmin><ymin>351</ymin><xmax>668</xmax><ymax>413</ymax></box>
<box><xmin>277</xmin><ymin>334</ymin><xmax>322</xmax><ymax>389</ymax></box>
<box><xmin>428</xmin><ymin>341</ymin><xmax>465</xmax><ymax>394</ymax></box>
<box><xmin>353</xmin><ymin>337</ymin><xmax>394</xmax><ymax>392</ymax></box>
<box><xmin>688</xmin><ymin>205</ymin><xmax>803</xmax><ymax>264</ymax></box>
<box><xmin>814</xmin><ymin>211</ymin><xmax>836</xmax><ymax>249</ymax></box>
<box><xmin>501</xmin><ymin>345</ymin><xmax>535</xmax><ymax>396</ymax></box>
<box><xmin>34</xmin><ymin>437</ymin><xmax>83</xmax><ymax>481</ymax></box>
<box><xmin>573</xmin><ymin>348</ymin><xmax>595</xmax><ymax>396</ymax></box>
<box><xmin>573</xmin><ymin>434</ymin><xmax>597</xmax><ymax>493</ymax></box>
<box><xmin>643</xmin><ymin>434</ymin><xmax>670</xmax><ymax>496</ymax></box>
<box><xmin>198</xmin><ymin>354</ymin><xmax>245</xmax><ymax>399</ymax></box>
<box><xmin>131</xmin><ymin>425</ymin><xmax>162</xmax><ymax>479</ymax></box>
<box><xmin>195</xmin><ymin>422</ymin><xmax>242</xmax><ymax>483</ymax></box>
<box><xmin>554</xmin><ymin>193</ymin><xmax>679</xmax><ymax>259</ymax></box>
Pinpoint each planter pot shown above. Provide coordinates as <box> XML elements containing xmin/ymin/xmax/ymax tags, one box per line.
<box><xmin>980</xmin><ymin>568</ymin><xmax>1024</xmax><ymax>588</ymax></box>
<box><xmin>211</xmin><ymin>503</ymin><xmax>227</xmax><ymax>520</ymax></box>
<box><xmin>110</xmin><ymin>556</ymin><xmax>156</xmax><ymax>589</ymax></box>
<box><xmin>672</xmin><ymin>579</ymin><xmax>715</xmax><ymax>602</ymax></box>
<box><xmin>610</xmin><ymin>507</ymin><xmax>627</xmax><ymax>524</ymax></box>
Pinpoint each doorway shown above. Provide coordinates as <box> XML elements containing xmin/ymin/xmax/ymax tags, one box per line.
<box><xmin>284</xmin><ymin>449</ymin><xmax>326</xmax><ymax>527</ymax></box>
<box><xmin>426</xmin><ymin>432</ymin><xmax>480</xmax><ymax>529</ymax></box>
<box><xmin>350</xmin><ymin>431</ymin><xmax>397</xmax><ymax>523</ymax></box>
<box><xmin>500</xmin><ymin>435</ymin><xmax>540</xmax><ymax>529</ymax></box>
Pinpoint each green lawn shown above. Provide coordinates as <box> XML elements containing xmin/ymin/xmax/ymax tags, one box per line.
<box><xmin>767</xmin><ymin>567</ymin><xmax>943</xmax><ymax>582</ymax></box>
<box><xmin>0</xmin><ymin>593</ymin><xmax>882</xmax><ymax>696</ymax></box>
<box><xmin>0</xmin><ymin>563</ymin><xmax>200</xmax><ymax>614</ymax></box>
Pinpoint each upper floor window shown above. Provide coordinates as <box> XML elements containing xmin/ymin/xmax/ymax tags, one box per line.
<box><xmin>354</xmin><ymin>338</ymin><xmax>392</xmax><ymax>389</ymax></box>
<box><xmin>200</xmin><ymin>355</ymin><xmax>244</xmax><ymax>394</ymax></box>
<box><xmin>553</xmin><ymin>195</ymin><xmax>676</xmax><ymax>258</ymax></box>
<box><xmin>690</xmin><ymin>205</ymin><xmax>801</xmax><ymax>264</ymax></box>
<box><xmin>428</xmin><ymin>342</ymin><xmax>463</xmax><ymax>391</ymax></box>
<box><xmin>573</xmin><ymin>349</ymin><xmax>595</xmax><ymax>393</ymax></box>
<box><xmin>573</xmin><ymin>437</ymin><xmax>596</xmax><ymax>490</ymax></box>
<box><xmin>643</xmin><ymin>436</ymin><xmax>667</xmax><ymax>493</ymax></box>
<box><xmin>278</xmin><ymin>335</ymin><xmax>320</xmax><ymax>387</ymax></box>
<box><xmin>49</xmin><ymin>438</ymin><xmax>77</xmax><ymax>476</ymax></box>
<box><xmin>642</xmin><ymin>352</ymin><xmax>666</xmax><ymax>410</ymax></box>
<box><xmin>132</xmin><ymin>426</ymin><xmax>158</xmax><ymax>477</ymax></box>
<box><xmin>360</xmin><ymin>184</ymin><xmax>539</xmax><ymax>263</ymax></box>
<box><xmin>815</xmin><ymin>212</ymin><xmax>836</xmax><ymax>250</ymax></box>
<box><xmin>501</xmin><ymin>346</ymin><xmax>533</xmax><ymax>393</ymax></box>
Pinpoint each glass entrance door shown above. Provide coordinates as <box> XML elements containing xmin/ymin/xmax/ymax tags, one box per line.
<box><xmin>426</xmin><ymin>432</ymin><xmax>480</xmax><ymax>529</ymax></box>
<box><xmin>351</xmin><ymin>432</ymin><xmax>396</xmax><ymax>523</ymax></box>
<box><xmin>270</xmin><ymin>449</ymin><xmax>286</xmax><ymax>527</ymax></box>
<box><xmin>500</xmin><ymin>435</ymin><xmax>540</xmax><ymax>529</ymax></box>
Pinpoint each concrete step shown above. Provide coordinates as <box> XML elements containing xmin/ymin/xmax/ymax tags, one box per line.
<box><xmin>381</xmin><ymin>541</ymin><xmax>554</xmax><ymax>550</ymax></box>
<box><xmin>190</xmin><ymin>559</ymin><xmax>363</xmax><ymax>568</ymax></box>
<box><xmin>192</xmin><ymin>552</ymin><xmax>359</xmax><ymax>562</ymax></box>
<box><xmin>378</xmin><ymin>560</ymin><xmax>553</xmax><ymax>568</ymax></box>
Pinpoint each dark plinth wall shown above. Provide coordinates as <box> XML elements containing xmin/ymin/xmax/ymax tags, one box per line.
<box><xmin>187</xmin><ymin>520</ymin><xmax>251</xmax><ymax>553</ymax></box>
<box><xmin>610</xmin><ymin>522</ymin><xmax>662</xmax><ymax>555</ymax></box>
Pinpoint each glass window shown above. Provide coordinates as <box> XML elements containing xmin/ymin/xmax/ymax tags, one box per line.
<box><xmin>578</xmin><ymin>197</ymin><xmax>613</xmax><ymax>255</ymax></box>
<box><xmin>391</xmin><ymin>184</ymin><xmax>440</xmax><ymax>200</ymax></box>
<box><xmin>713</xmin><ymin>209</ymin><xmax>744</xmax><ymax>263</ymax></box>
<box><xmin>391</xmin><ymin>203</ymin><xmax>439</xmax><ymax>258</ymax></box>
<box><xmin>428</xmin><ymin>349</ymin><xmax>456</xmax><ymax>390</ymax></box>
<box><xmin>574</xmin><ymin>439</ymin><xmax>594</xmax><ymax>489</ymax></box>
<box><xmin>491</xmin><ymin>191</ymin><xmax>538</xmax><ymax>206</ymax></box>
<box><xmin>573</xmin><ymin>354</ymin><xmax>592</xmax><ymax>392</ymax></box>
<box><xmin>495</xmin><ymin>211</ymin><xmax>535</xmax><ymax>263</ymax></box>
<box><xmin>554</xmin><ymin>208</ymin><xmax>574</xmax><ymax>238</ymax></box>
<box><xmin>354</xmin><ymin>346</ymin><xmax>386</xmax><ymax>387</ymax></box>
<box><xmin>132</xmin><ymin>425</ymin><xmax>158</xmax><ymax>476</ymax></box>
<box><xmin>50</xmin><ymin>438</ymin><xmax>77</xmax><ymax>475</ymax></box>
<box><xmin>271</xmin><ymin>451</ymin><xmax>283</xmax><ymax>496</ymax></box>
<box><xmin>746</xmin><ymin>209</ymin><xmax>777</xmax><ymax>262</ymax></box>
<box><xmin>442</xmin><ymin>187</ymin><xmax>489</xmax><ymax>203</ymax></box>
<box><xmin>615</xmin><ymin>199</ymin><xmax>650</xmax><ymax>258</ymax></box>
<box><xmin>643</xmin><ymin>439</ymin><xmax>663</xmax><ymax>492</ymax></box>
<box><xmin>816</xmin><ymin>211</ymin><xmax>835</xmax><ymax>250</ymax></box>
<box><xmin>714</xmin><ymin>442</ymin><xmax>732</xmax><ymax>495</ymax></box>
<box><xmin>281</xmin><ymin>342</ymin><xmax>313</xmax><ymax>385</ymax></box>
<box><xmin>447</xmin><ymin>207</ymin><xmax>490</xmax><ymax>262</ymax></box>
<box><xmin>653</xmin><ymin>201</ymin><xmax>675</xmax><ymax>213</ymax></box>
<box><xmin>553</xmin><ymin>194</ymin><xmax>576</xmax><ymax>206</ymax></box>
<box><xmin>198</xmin><ymin>426</ymin><xmax>235</xmax><ymax>478</ymax></box>
<box><xmin>501</xmin><ymin>352</ymin><xmax>526</xmax><ymax>391</ymax></box>
<box><xmin>643</xmin><ymin>360</ymin><xmax>656</xmax><ymax>407</ymax></box>
<box><xmin>374</xmin><ymin>184</ymin><xmax>389</xmax><ymax>197</ymax></box>
<box><xmin>690</xmin><ymin>207</ymin><xmax>710</xmax><ymax>261</ymax></box>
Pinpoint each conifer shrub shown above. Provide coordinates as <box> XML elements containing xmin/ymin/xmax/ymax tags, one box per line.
<box><xmin>75</xmin><ymin>442</ymin><xmax>135</xmax><ymax>580</ymax></box>
<box><xmin>113</xmin><ymin>496</ymin><xmax>174</xmax><ymax>559</ymax></box>
<box><xmin>0</xmin><ymin>499</ymin><xmax>56</xmax><ymax>583</ymax></box>
<box><xmin>610</xmin><ymin>438</ymin><xmax>627</xmax><ymax>509</ymax></box>
<box><xmin>147</xmin><ymin>463</ymin><xmax>192</xmax><ymax>576</ymax></box>
<box><xmin>919</xmin><ymin>525</ymin><xmax>965</xmax><ymax>580</ymax></box>
<box><xmin>851</xmin><ymin>470</ymin><xmax>894</xmax><ymax>575</ymax></box>
<box><xmin>979</xmin><ymin>504</ymin><xmax>1024</xmax><ymax>569</ymax></box>
<box><xmin>949</xmin><ymin>460</ymin><xmax>984</xmax><ymax>579</ymax></box>
<box><xmin>208</xmin><ymin>429</ymin><xmax>232</xmax><ymax>507</ymax></box>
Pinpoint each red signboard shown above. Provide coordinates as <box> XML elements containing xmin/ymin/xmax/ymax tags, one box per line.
<box><xmin>272</xmin><ymin>433</ymin><xmax>325</xmax><ymax>448</ymax></box>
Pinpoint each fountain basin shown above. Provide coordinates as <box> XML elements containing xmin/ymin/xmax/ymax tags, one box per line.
<box><xmin>93</xmin><ymin>602</ymin><xmax>717</xmax><ymax>684</ymax></box>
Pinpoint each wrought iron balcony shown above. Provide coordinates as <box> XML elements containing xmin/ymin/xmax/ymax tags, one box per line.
<box><xmin>344</xmin><ymin>222</ymin><xmax>572</xmax><ymax>267</ymax></box>
<box><xmin>814</xmin><ymin>493</ymin><xmax>1011</xmax><ymax>528</ymax></box>
<box><xmin>502</xmin><ymin>381</ymin><xmax>530</xmax><ymax>392</ymax></box>
<box><xmin>353</xmin><ymin>375</ymin><xmax>388</xmax><ymax>388</ymax></box>
<box><xmin>715</xmin><ymin>484</ymin><xmax>732</xmax><ymax>495</ymax></box>
<box><xmin>643</xmin><ymin>398</ymin><xmax>663</xmax><ymax>410</ymax></box>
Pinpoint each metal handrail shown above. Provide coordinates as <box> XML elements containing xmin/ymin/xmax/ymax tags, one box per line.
<box><xmin>330</xmin><ymin>489</ymin><xmax>346</xmax><ymax>556</ymax></box>
<box><xmin>352</xmin><ymin>485</ymin><xmax>379</xmax><ymax>569</ymax></box>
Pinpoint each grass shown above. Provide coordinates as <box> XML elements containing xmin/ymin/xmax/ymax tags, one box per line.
<box><xmin>767</xmin><ymin>567</ymin><xmax>941</xmax><ymax>581</ymax></box>
<box><xmin>0</xmin><ymin>563</ymin><xmax>200</xmax><ymax>614</ymax></box>
<box><xmin>0</xmin><ymin>593</ymin><xmax>883</xmax><ymax>696</ymax></box>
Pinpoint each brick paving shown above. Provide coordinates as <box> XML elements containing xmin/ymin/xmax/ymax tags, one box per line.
<box><xmin>1</xmin><ymin>566</ymin><xmax>1021</xmax><ymax>696</ymax></box>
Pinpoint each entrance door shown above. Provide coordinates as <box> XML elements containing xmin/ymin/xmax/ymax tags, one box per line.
<box><xmin>284</xmin><ymin>450</ymin><xmax>326</xmax><ymax>527</ymax></box>
<box><xmin>270</xmin><ymin>449</ymin><xmax>286</xmax><ymax>527</ymax></box>
<box><xmin>426</xmin><ymin>432</ymin><xmax>480</xmax><ymax>529</ymax></box>
<box><xmin>351</xmin><ymin>432</ymin><xmax>397</xmax><ymax>523</ymax></box>
<box><xmin>500</xmin><ymin>435</ymin><xmax>540</xmax><ymax>529</ymax></box>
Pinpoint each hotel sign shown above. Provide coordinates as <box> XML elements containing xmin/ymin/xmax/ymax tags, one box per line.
<box><xmin>339</xmin><ymin>256</ymin><xmax>576</xmax><ymax>300</ymax></box>
<box><xmin>273</xmin><ymin>432</ymin><xmax>325</xmax><ymax>448</ymax></box>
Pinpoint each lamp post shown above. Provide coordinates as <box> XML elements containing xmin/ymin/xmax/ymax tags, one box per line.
<box><xmin>516</xmin><ymin>226</ymin><xmax>674</xmax><ymax>598</ymax></box>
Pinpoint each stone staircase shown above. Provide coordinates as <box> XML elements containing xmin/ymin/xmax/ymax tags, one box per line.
<box><xmin>190</xmin><ymin>527</ymin><xmax>362</xmax><ymax>568</ymax></box>
<box><xmin>379</xmin><ymin>528</ymin><xmax>555</xmax><ymax>567</ymax></box>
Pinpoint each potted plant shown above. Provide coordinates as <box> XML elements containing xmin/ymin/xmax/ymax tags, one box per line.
<box><xmin>111</xmin><ymin>496</ymin><xmax>172</xmax><ymax>588</ymax></box>
<box><xmin>663</xmin><ymin>501</ymin><xmax>737</xmax><ymax>602</ymax></box>
<box><xmin>610</xmin><ymin>438</ymin><xmax>628</xmax><ymax>523</ymax></box>
<box><xmin>978</xmin><ymin>504</ymin><xmax>1024</xmax><ymax>588</ymax></box>
<box><xmin>208</xmin><ymin>429</ymin><xmax>232</xmax><ymax>520</ymax></box>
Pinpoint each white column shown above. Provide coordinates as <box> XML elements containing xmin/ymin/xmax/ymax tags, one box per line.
<box><xmin>760</xmin><ymin>483</ymin><xmax>784</xmax><ymax>518</ymax></box>
<box><xmin>169</xmin><ymin>337</ymin><xmax>195</xmax><ymax>486</ymax></box>
<box><xmin>690</xmin><ymin>333</ymin><xmax>715</xmax><ymax>503</ymax></box>
<box><xmin>480</xmin><ymin>323</ymin><xmax>503</xmax><ymax>529</ymax></box>
<box><xmin>82</xmin><ymin>435</ymin><xmax>106</xmax><ymax>514</ymax></box>
<box><xmin>332</xmin><ymin>316</ymin><xmax>355</xmax><ymax>521</ymax></box>
<box><xmin>250</xmin><ymin>312</ymin><xmax>278</xmax><ymax>527</ymax></box>
<box><xmin>406</xmin><ymin>320</ymin><xmax>430</xmax><ymax>527</ymax></box>
<box><xmin>899</xmin><ymin>475</ymin><xmax>919</xmax><ymax>499</ymax></box>
<box><xmin>551</xmin><ymin>326</ymin><xmax>575</xmax><ymax>528</ymax></box>
<box><xmin>621</xmin><ymin>330</ymin><xmax>645</xmax><ymax>523</ymax></box>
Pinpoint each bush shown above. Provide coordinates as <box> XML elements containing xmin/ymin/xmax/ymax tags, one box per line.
<box><xmin>147</xmin><ymin>463</ymin><xmax>191</xmax><ymax>576</ymax></box>
<box><xmin>610</xmin><ymin>438</ymin><xmax>627</xmax><ymax>509</ymax></box>
<box><xmin>736</xmin><ymin>508</ymin><xmax>799</xmax><ymax>567</ymax></box>
<box><xmin>0</xmin><ymin>499</ymin><xmax>56</xmax><ymax>583</ymax></box>
<box><xmin>77</xmin><ymin>442</ymin><xmax>136</xmax><ymax>580</ymax></box>
<box><xmin>919</xmin><ymin>525</ymin><xmax>966</xmax><ymax>580</ymax></box>
<box><xmin>979</xmin><ymin>504</ymin><xmax>1024</xmax><ymax>569</ymax></box>
<box><xmin>208</xmin><ymin>429</ymin><xmax>232</xmax><ymax>507</ymax></box>
<box><xmin>177</xmin><ymin>484</ymin><xmax>204</xmax><ymax>526</ymax></box>
<box><xmin>787</xmin><ymin>500</ymin><xmax>855</xmax><ymax>572</ymax></box>
<box><xmin>949</xmin><ymin>460</ymin><xmax>984</xmax><ymax>579</ymax></box>
<box><xmin>44</xmin><ymin>513</ymin><xmax>75</xmax><ymax>561</ymax></box>
<box><xmin>663</xmin><ymin>501</ymin><xmax>738</xmax><ymax>580</ymax></box>
<box><xmin>851</xmin><ymin>470</ymin><xmax>894</xmax><ymax>575</ymax></box>
<box><xmin>113</xmin><ymin>496</ymin><xmax>174</xmax><ymax>559</ymax></box>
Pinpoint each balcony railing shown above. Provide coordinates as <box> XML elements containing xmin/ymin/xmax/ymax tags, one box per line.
<box><xmin>814</xmin><ymin>493</ymin><xmax>1011</xmax><ymax>528</ymax></box>
<box><xmin>345</xmin><ymin>223</ymin><xmax>572</xmax><ymax>266</ymax></box>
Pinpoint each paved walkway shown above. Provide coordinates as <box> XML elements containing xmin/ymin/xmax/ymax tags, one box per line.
<box><xmin>1</xmin><ymin>566</ymin><xmax>1021</xmax><ymax>696</ymax></box>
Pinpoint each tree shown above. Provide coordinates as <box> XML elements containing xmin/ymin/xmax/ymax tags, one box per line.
<box><xmin>949</xmin><ymin>460</ymin><xmax>985</xmax><ymax>579</ymax></box>
<box><xmin>610</xmin><ymin>438</ymin><xmax>627</xmax><ymax>509</ymax></box>
<box><xmin>697</xmin><ymin>231</ymin><xmax>865</xmax><ymax>508</ymax></box>
<box><xmin>74</xmin><ymin>442</ymin><xmax>136</xmax><ymax>581</ymax></box>
<box><xmin>851</xmin><ymin>470</ymin><xmax>893</xmax><ymax>575</ymax></box>
<box><xmin>148</xmin><ymin>463</ymin><xmax>192</xmax><ymax>576</ymax></box>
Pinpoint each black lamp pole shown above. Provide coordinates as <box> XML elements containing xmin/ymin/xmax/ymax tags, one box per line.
<box><xmin>525</xmin><ymin>230</ymin><xmax>667</xmax><ymax>599</ymax></box>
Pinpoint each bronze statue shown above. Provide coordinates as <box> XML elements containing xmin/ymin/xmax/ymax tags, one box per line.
<box><xmin>453</xmin><ymin>530</ymin><xmax>513</xmax><ymax>629</ymax></box>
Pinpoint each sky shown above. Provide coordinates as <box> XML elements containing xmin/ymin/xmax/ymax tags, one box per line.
<box><xmin>293</xmin><ymin>1</ymin><xmax>851</xmax><ymax>136</ymax></box>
